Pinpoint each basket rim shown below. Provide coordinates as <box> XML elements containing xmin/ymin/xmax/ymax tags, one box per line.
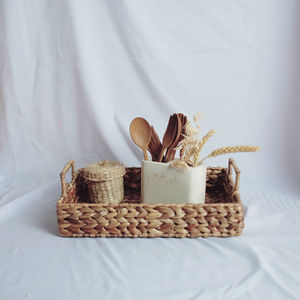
<box><xmin>57</xmin><ymin>165</ymin><xmax>242</xmax><ymax>208</ymax></box>
<box><xmin>57</xmin><ymin>200</ymin><xmax>242</xmax><ymax>208</ymax></box>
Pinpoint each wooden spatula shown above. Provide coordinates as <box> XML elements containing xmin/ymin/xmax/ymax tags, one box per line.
<box><xmin>148</xmin><ymin>126</ymin><xmax>162</xmax><ymax>161</ymax></box>
<box><xmin>164</xmin><ymin>114</ymin><xmax>182</xmax><ymax>162</ymax></box>
<box><xmin>157</xmin><ymin>114</ymin><xmax>177</xmax><ymax>162</ymax></box>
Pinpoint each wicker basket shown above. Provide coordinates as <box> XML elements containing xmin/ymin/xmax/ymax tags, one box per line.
<box><xmin>57</xmin><ymin>158</ymin><xmax>244</xmax><ymax>238</ymax></box>
<box><xmin>82</xmin><ymin>160</ymin><xmax>125</xmax><ymax>204</ymax></box>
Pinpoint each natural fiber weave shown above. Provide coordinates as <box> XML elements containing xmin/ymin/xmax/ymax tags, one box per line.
<box><xmin>57</xmin><ymin>158</ymin><xmax>244</xmax><ymax>238</ymax></box>
<box><xmin>82</xmin><ymin>160</ymin><xmax>125</xmax><ymax>204</ymax></box>
<box><xmin>82</xmin><ymin>160</ymin><xmax>125</xmax><ymax>181</ymax></box>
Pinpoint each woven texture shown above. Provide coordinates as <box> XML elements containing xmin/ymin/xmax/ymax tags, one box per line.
<box><xmin>82</xmin><ymin>160</ymin><xmax>125</xmax><ymax>204</ymax></box>
<box><xmin>57</xmin><ymin>158</ymin><xmax>244</xmax><ymax>238</ymax></box>
<box><xmin>82</xmin><ymin>160</ymin><xmax>125</xmax><ymax>181</ymax></box>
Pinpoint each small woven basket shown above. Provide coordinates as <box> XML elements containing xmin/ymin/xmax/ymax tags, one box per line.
<box><xmin>82</xmin><ymin>160</ymin><xmax>126</xmax><ymax>204</ymax></box>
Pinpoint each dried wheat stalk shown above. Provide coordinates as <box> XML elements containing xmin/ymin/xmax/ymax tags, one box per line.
<box><xmin>199</xmin><ymin>145</ymin><xmax>261</xmax><ymax>163</ymax></box>
<box><xmin>191</xmin><ymin>129</ymin><xmax>217</xmax><ymax>166</ymax></box>
<box><xmin>176</xmin><ymin>118</ymin><xmax>217</xmax><ymax>167</ymax></box>
<box><xmin>174</xmin><ymin>112</ymin><xmax>260</xmax><ymax>167</ymax></box>
<box><xmin>170</xmin><ymin>160</ymin><xmax>189</xmax><ymax>170</ymax></box>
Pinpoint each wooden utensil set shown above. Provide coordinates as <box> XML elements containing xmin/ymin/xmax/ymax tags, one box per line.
<box><xmin>130</xmin><ymin>113</ymin><xmax>187</xmax><ymax>162</ymax></box>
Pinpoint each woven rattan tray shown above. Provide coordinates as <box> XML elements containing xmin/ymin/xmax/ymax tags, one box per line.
<box><xmin>57</xmin><ymin>158</ymin><xmax>244</xmax><ymax>238</ymax></box>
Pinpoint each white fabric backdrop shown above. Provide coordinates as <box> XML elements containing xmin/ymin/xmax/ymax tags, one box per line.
<box><xmin>1</xmin><ymin>1</ymin><xmax>300</xmax><ymax>299</ymax></box>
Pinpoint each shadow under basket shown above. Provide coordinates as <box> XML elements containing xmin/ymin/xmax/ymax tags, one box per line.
<box><xmin>57</xmin><ymin>158</ymin><xmax>244</xmax><ymax>238</ymax></box>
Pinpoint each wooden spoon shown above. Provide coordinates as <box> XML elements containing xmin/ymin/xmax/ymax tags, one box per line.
<box><xmin>129</xmin><ymin>117</ymin><xmax>151</xmax><ymax>160</ymax></box>
<box><xmin>157</xmin><ymin>114</ymin><xmax>177</xmax><ymax>162</ymax></box>
<box><xmin>164</xmin><ymin>114</ymin><xmax>182</xmax><ymax>162</ymax></box>
<box><xmin>148</xmin><ymin>126</ymin><xmax>162</xmax><ymax>161</ymax></box>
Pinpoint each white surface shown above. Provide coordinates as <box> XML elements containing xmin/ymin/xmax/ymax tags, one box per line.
<box><xmin>1</xmin><ymin>1</ymin><xmax>300</xmax><ymax>299</ymax></box>
<box><xmin>1</xmin><ymin>180</ymin><xmax>300</xmax><ymax>300</ymax></box>
<box><xmin>142</xmin><ymin>160</ymin><xmax>207</xmax><ymax>204</ymax></box>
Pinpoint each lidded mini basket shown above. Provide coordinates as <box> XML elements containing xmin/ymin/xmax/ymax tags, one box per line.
<box><xmin>82</xmin><ymin>160</ymin><xmax>126</xmax><ymax>204</ymax></box>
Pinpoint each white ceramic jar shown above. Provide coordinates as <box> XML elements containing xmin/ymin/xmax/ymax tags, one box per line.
<box><xmin>141</xmin><ymin>160</ymin><xmax>207</xmax><ymax>204</ymax></box>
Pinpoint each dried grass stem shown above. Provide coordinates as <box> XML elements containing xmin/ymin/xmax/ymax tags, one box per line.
<box><xmin>200</xmin><ymin>145</ymin><xmax>261</xmax><ymax>163</ymax></box>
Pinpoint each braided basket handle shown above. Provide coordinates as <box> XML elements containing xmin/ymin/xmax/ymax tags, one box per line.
<box><xmin>227</xmin><ymin>158</ymin><xmax>240</xmax><ymax>194</ymax></box>
<box><xmin>60</xmin><ymin>159</ymin><xmax>76</xmax><ymax>197</ymax></box>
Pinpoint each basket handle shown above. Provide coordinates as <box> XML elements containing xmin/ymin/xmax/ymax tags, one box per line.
<box><xmin>227</xmin><ymin>158</ymin><xmax>240</xmax><ymax>193</ymax></box>
<box><xmin>60</xmin><ymin>159</ymin><xmax>76</xmax><ymax>197</ymax></box>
